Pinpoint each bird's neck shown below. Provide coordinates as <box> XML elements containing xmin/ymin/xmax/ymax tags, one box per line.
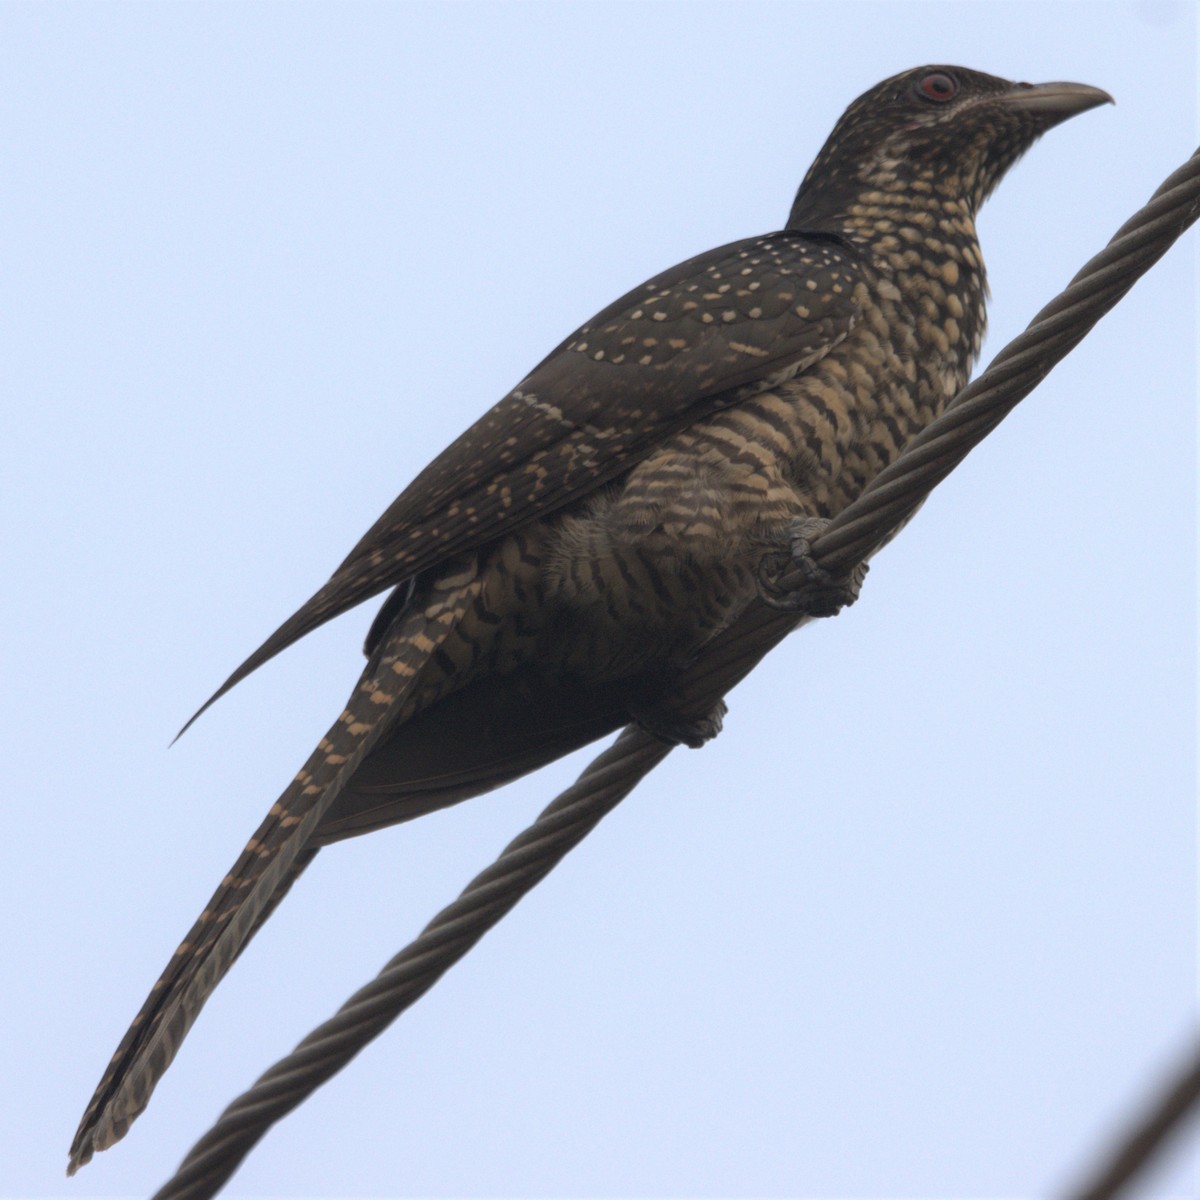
<box><xmin>793</xmin><ymin>170</ymin><xmax>980</xmax><ymax>250</ymax></box>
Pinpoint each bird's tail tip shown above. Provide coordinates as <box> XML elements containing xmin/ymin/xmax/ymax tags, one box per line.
<box><xmin>66</xmin><ymin>1114</ymin><xmax>107</xmax><ymax>1175</ymax></box>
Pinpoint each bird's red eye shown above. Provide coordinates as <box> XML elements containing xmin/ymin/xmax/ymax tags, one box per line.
<box><xmin>918</xmin><ymin>72</ymin><xmax>958</xmax><ymax>102</ymax></box>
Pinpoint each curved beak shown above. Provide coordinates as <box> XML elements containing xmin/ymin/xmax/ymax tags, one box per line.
<box><xmin>1002</xmin><ymin>80</ymin><xmax>1115</xmax><ymax>125</ymax></box>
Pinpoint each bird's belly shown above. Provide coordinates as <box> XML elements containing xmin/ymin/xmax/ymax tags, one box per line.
<box><xmin>539</xmin><ymin>541</ymin><xmax>760</xmax><ymax>682</ymax></box>
<box><xmin>533</xmin><ymin>470</ymin><xmax>780</xmax><ymax>681</ymax></box>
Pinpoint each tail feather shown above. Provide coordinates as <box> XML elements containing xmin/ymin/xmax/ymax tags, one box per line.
<box><xmin>68</xmin><ymin>556</ymin><xmax>480</xmax><ymax>1174</ymax></box>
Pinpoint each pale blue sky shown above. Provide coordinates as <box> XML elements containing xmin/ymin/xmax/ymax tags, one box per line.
<box><xmin>3</xmin><ymin>3</ymin><xmax>1197</xmax><ymax>1198</ymax></box>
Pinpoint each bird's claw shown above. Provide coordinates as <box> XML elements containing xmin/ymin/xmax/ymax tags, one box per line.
<box><xmin>756</xmin><ymin>516</ymin><xmax>868</xmax><ymax>617</ymax></box>
<box><xmin>628</xmin><ymin>696</ymin><xmax>727</xmax><ymax>749</ymax></box>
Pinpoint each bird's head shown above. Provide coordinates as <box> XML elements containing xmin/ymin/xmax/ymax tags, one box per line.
<box><xmin>788</xmin><ymin>65</ymin><xmax>1112</xmax><ymax>228</ymax></box>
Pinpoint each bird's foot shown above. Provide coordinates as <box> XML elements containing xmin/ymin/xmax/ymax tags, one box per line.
<box><xmin>756</xmin><ymin>516</ymin><xmax>868</xmax><ymax>617</ymax></box>
<box><xmin>628</xmin><ymin>695</ymin><xmax>727</xmax><ymax>749</ymax></box>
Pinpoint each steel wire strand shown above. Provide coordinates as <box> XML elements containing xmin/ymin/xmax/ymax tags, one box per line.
<box><xmin>1068</xmin><ymin>1039</ymin><xmax>1200</xmax><ymax>1200</ymax></box>
<box><xmin>151</xmin><ymin>729</ymin><xmax>671</xmax><ymax>1200</ymax></box>
<box><xmin>811</xmin><ymin>151</ymin><xmax>1200</xmax><ymax>576</ymax></box>
<box><xmin>152</xmin><ymin>146</ymin><xmax>1200</xmax><ymax>1200</ymax></box>
<box><xmin>675</xmin><ymin>146</ymin><xmax>1200</xmax><ymax>708</ymax></box>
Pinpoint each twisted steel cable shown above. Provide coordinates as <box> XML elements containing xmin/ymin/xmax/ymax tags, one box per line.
<box><xmin>1068</xmin><ymin>1039</ymin><xmax>1200</xmax><ymax>1200</ymax></box>
<box><xmin>152</xmin><ymin>146</ymin><xmax>1200</xmax><ymax>1200</ymax></box>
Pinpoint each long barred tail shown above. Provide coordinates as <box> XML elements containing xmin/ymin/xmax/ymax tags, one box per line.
<box><xmin>67</xmin><ymin>556</ymin><xmax>480</xmax><ymax>1174</ymax></box>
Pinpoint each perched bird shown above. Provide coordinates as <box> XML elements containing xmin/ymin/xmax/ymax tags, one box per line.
<box><xmin>69</xmin><ymin>65</ymin><xmax>1111</xmax><ymax>1172</ymax></box>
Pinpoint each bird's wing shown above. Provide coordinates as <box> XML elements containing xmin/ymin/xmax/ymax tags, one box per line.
<box><xmin>181</xmin><ymin>231</ymin><xmax>864</xmax><ymax>731</ymax></box>
<box><xmin>68</xmin><ymin>556</ymin><xmax>483</xmax><ymax>1173</ymax></box>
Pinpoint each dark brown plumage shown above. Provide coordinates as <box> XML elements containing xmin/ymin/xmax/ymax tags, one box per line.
<box><xmin>69</xmin><ymin>65</ymin><xmax>1111</xmax><ymax>1173</ymax></box>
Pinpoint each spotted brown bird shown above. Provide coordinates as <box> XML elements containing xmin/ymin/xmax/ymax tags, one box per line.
<box><xmin>69</xmin><ymin>65</ymin><xmax>1111</xmax><ymax>1172</ymax></box>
